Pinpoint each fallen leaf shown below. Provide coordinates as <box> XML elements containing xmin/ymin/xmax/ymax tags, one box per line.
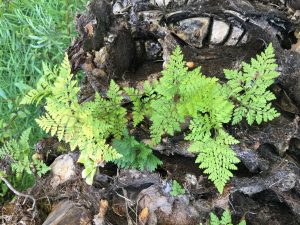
<box><xmin>85</xmin><ymin>22</ymin><xmax>94</xmax><ymax>37</ymax></box>
<box><xmin>186</xmin><ymin>61</ymin><xmax>195</xmax><ymax>69</ymax></box>
<box><xmin>139</xmin><ymin>207</ymin><xmax>149</xmax><ymax>223</ymax></box>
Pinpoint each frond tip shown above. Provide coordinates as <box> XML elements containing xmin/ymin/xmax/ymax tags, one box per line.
<box><xmin>189</xmin><ymin>134</ymin><xmax>240</xmax><ymax>193</ymax></box>
<box><xmin>225</xmin><ymin>43</ymin><xmax>280</xmax><ymax>125</ymax></box>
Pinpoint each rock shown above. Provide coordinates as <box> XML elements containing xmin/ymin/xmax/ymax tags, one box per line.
<box><xmin>287</xmin><ymin>138</ymin><xmax>300</xmax><ymax>163</ymax></box>
<box><xmin>233</xmin><ymin>145</ymin><xmax>270</xmax><ymax>172</ymax></box>
<box><xmin>137</xmin><ymin>185</ymin><xmax>199</xmax><ymax>225</ymax></box>
<box><xmin>112</xmin><ymin>1</ymin><xmax>123</xmax><ymax>14</ymax></box>
<box><xmin>232</xmin><ymin>177</ymin><xmax>267</xmax><ymax>195</ymax></box>
<box><xmin>117</xmin><ymin>169</ymin><xmax>160</xmax><ymax>188</ymax></box>
<box><xmin>210</xmin><ymin>20</ymin><xmax>230</xmax><ymax>45</ymax></box>
<box><xmin>111</xmin><ymin>170</ymin><xmax>161</xmax><ymax>218</ymax></box>
<box><xmin>229</xmin><ymin>191</ymin><xmax>300</xmax><ymax>225</ymax></box>
<box><xmin>236</xmin><ymin>115</ymin><xmax>300</xmax><ymax>156</ymax></box>
<box><xmin>287</xmin><ymin>0</ymin><xmax>300</xmax><ymax>10</ymax></box>
<box><xmin>153</xmin><ymin>0</ymin><xmax>172</xmax><ymax>7</ymax></box>
<box><xmin>231</xmin><ymin>145</ymin><xmax>300</xmax><ymax>220</ymax></box>
<box><xmin>170</xmin><ymin>17</ymin><xmax>210</xmax><ymax>48</ymax></box>
<box><xmin>42</xmin><ymin>200</ymin><xmax>91</xmax><ymax>225</ymax></box>
<box><xmin>225</xmin><ymin>25</ymin><xmax>245</xmax><ymax>46</ymax></box>
<box><xmin>145</xmin><ymin>40</ymin><xmax>163</xmax><ymax>60</ymax></box>
<box><xmin>50</xmin><ymin>154</ymin><xmax>77</xmax><ymax>188</ymax></box>
<box><xmin>158</xmin><ymin>33</ymin><xmax>180</xmax><ymax>67</ymax></box>
<box><xmin>165</xmin><ymin>11</ymin><xmax>194</xmax><ymax>24</ymax></box>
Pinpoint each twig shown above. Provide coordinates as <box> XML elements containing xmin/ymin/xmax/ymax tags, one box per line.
<box><xmin>0</xmin><ymin>177</ymin><xmax>36</xmax><ymax>211</ymax></box>
<box><xmin>122</xmin><ymin>188</ymin><xmax>134</xmax><ymax>225</ymax></box>
<box><xmin>115</xmin><ymin>191</ymin><xmax>133</xmax><ymax>203</ymax></box>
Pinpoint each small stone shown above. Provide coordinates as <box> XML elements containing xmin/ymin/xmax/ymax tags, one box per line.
<box><xmin>210</xmin><ymin>20</ymin><xmax>230</xmax><ymax>45</ymax></box>
<box><xmin>153</xmin><ymin>0</ymin><xmax>171</xmax><ymax>7</ymax></box>
<box><xmin>240</xmin><ymin>32</ymin><xmax>249</xmax><ymax>44</ymax></box>
<box><xmin>225</xmin><ymin>26</ymin><xmax>245</xmax><ymax>46</ymax></box>
<box><xmin>113</xmin><ymin>2</ymin><xmax>123</xmax><ymax>14</ymax></box>
<box><xmin>170</xmin><ymin>17</ymin><xmax>210</xmax><ymax>48</ymax></box>
<box><xmin>145</xmin><ymin>40</ymin><xmax>162</xmax><ymax>61</ymax></box>
<box><xmin>94</xmin><ymin>47</ymin><xmax>109</xmax><ymax>69</ymax></box>
<box><xmin>43</xmin><ymin>200</ymin><xmax>91</xmax><ymax>225</ymax></box>
<box><xmin>287</xmin><ymin>0</ymin><xmax>300</xmax><ymax>10</ymax></box>
<box><xmin>50</xmin><ymin>154</ymin><xmax>76</xmax><ymax>188</ymax></box>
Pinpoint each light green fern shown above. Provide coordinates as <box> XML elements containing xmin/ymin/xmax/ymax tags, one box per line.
<box><xmin>21</xmin><ymin>62</ymin><xmax>58</xmax><ymax>105</ymax></box>
<box><xmin>187</xmin><ymin>130</ymin><xmax>239</xmax><ymax>193</ymax></box>
<box><xmin>29</xmin><ymin>55</ymin><xmax>125</xmax><ymax>184</ymax></box>
<box><xmin>224</xmin><ymin>43</ymin><xmax>280</xmax><ymax>125</ymax></box>
<box><xmin>126</xmin><ymin>45</ymin><xmax>279</xmax><ymax>193</ymax></box>
<box><xmin>126</xmin><ymin>47</ymin><xmax>240</xmax><ymax>192</ymax></box>
<box><xmin>125</xmin><ymin>82</ymin><xmax>155</xmax><ymax>126</ymax></box>
<box><xmin>25</xmin><ymin>45</ymin><xmax>279</xmax><ymax>192</ymax></box>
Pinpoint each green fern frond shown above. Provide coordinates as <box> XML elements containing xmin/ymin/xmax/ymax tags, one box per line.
<box><xmin>209</xmin><ymin>209</ymin><xmax>246</xmax><ymax>225</ymax></box>
<box><xmin>170</xmin><ymin>180</ymin><xmax>185</xmax><ymax>196</ymax></box>
<box><xmin>36</xmin><ymin>56</ymin><xmax>128</xmax><ymax>185</ymax></box>
<box><xmin>150</xmin><ymin>99</ymin><xmax>183</xmax><ymax>144</ymax></box>
<box><xmin>210</xmin><ymin>212</ymin><xmax>221</xmax><ymax>225</ymax></box>
<box><xmin>0</xmin><ymin>128</ymin><xmax>49</xmax><ymax>178</ymax></box>
<box><xmin>35</xmin><ymin>45</ymin><xmax>279</xmax><ymax>191</ymax></box>
<box><xmin>112</xmin><ymin>132</ymin><xmax>162</xmax><ymax>171</ymax></box>
<box><xmin>189</xmin><ymin>132</ymin><xmax>239</xmax><ymax>193</ymax></box>
<box><xmin>125</xmin><ymin>86</ymin><xmax>154</xmax><ymax>126</ymax></box>
<box><xmin>225</xmin><ymin>43</ymin><xmax>280</xmax><ymax>125</ymax></box>
<box><xmin>0</xmin><ymin>128</ymin><xmax>31</xmax><ymax>161</ymax></box>
<box><xmin>21</xmin><ymin>62</ymin><xmax>58</xmax><ymax>105</ymax></box>
<box><xmin>78</xmin><ymin>138</ymin><xmax>121</xmax><ymax>185</ymax></box>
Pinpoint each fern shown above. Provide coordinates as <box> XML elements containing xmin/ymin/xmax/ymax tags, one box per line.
<box><xmin>125</xmin><ymin>82</ymin><xmax>155</xmax><ymax>126</ymax></box>
<box><xmin>25</xmin><ymin>45</ymin><xmax>279</xmax><ymax>192</ymax></box>
<box><xmin>0</xmin><ymin>128</ymin><xmax>50</xmax><ymax>179</ymax></box>
<box><xmin>224</xmin><ymin>43</ymin><xmax>280</xmax><ymax>125</ymax></box>
<box><xmin>126</xmin><ymin>45</ymin><xmax>279</xmax><ymax>193</ymax></box>
<box><xmin>209</xmin><ymin>210</ymin><xmax>246</xmax><ymax>225</ymax></box>
<box><xmin>21</xmin><ymin>62</ymin><xmax>58</xmax><ymax>105</ymax></box>
<box><xmin>126</xmin><ymin>47</ymin><xmax>239</xmax><ymax>192</ymax></box>
<box><xmin>28</xmin><ymin>55</ymin><xmax>125</xmax><ymax>184</ymax></box>
<box><xmin>170</xmin><ymin>180</ymin><xmax>185</xmax><ymax>196</ymax></box>
<box><xmin>187</xmin><ymin>130</ymin><xmax>239</xmax><ymax>193</ymax></box>
<box><xmin>112</xmin><ymin>132</ymin><xmax>162</xmax><ymax>171</ymax></box>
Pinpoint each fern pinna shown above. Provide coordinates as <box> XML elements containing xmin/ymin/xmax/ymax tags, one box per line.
<box><xmin>126</xmin><ymin>45</ymin><xmax>279</xmax><ymax>192</ymax></box>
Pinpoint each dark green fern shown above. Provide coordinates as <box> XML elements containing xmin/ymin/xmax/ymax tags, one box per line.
<box><xmin>209</xmin><ymin>210</ymin><xmax>246</xmax><ymax>225</ymax></box>
<box><xmin>112</xmin><ymin>132</ymin><xmax>162</xmax><ymax>171</ymax></box>
<box><xmin>0</xmin><ymin>128</ymin><xmax>50</xmax><ymax>179</ymax></box>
